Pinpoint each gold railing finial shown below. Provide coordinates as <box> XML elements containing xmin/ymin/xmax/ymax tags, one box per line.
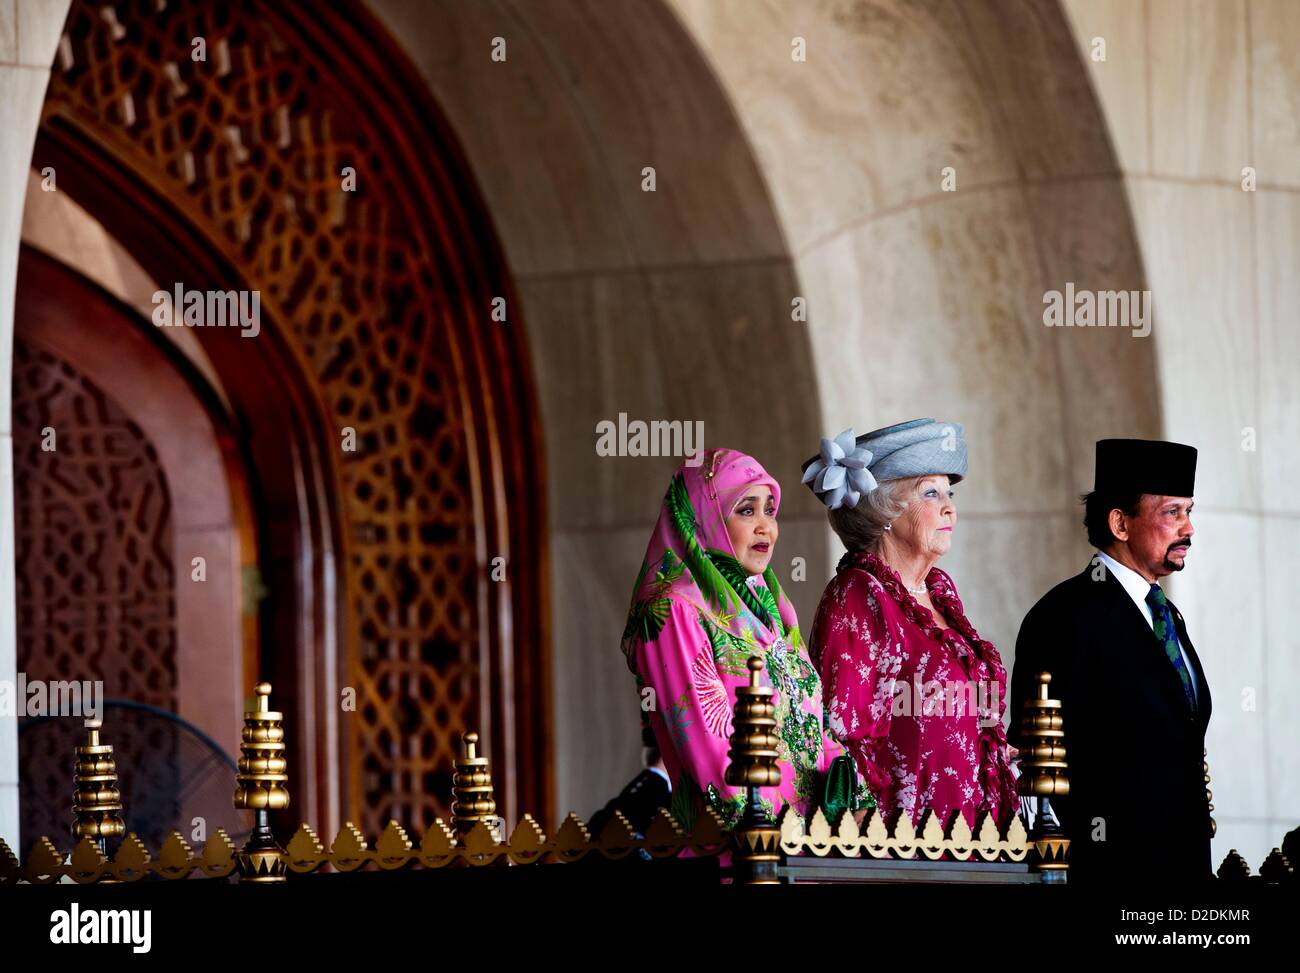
<box><xmin>234</xmin><ymin>681</ymin><xmax>289</xmax><ymax>883</ymax></box>
<box><xmin>1015</xmin><ymin>671</ymin><xmax>1069</xmax><ymax>873</ymax></box>
<box><xmin>72</xmin><ymin>716</ymin><xmax>125</xmax><ymax>858</ymax></box>
<box><xmin>1259</xmin><ymin>848</ymin><xmax>1293</xmax><ymax>883</ymax></box>
<box><xmin>1216</xmin><ymin>848</ymin><xmax>1251</xmax><ymax>881</ymax></box>
<box><xmin>452</xmin><ymin>731</ymin><xmax>500</xmax><ymax>842</ymax></box>
<box><xmin>725</xmin><ymin>657</ymin><xmax>781</xmax><ymax>792</ymax></box>
<box><xmin>725</xmin><ymin>656</ymin><xmax>783</xmax><ymax>884</ymax></box>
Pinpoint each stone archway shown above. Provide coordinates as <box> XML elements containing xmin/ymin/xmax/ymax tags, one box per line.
<box><xmin>664</xmin><ymin>0</ymin><xmax>1163</xmax><ymax>649</ymax></box>
<box><xmin>365</xmin><ymin>0</ymin><xmax>1160</xmax><ymax>820</ymax></box>
<box><xmin>366</xmin><ymin>0</ymin><xmax>834</xmax><ymax>820</ymax></box>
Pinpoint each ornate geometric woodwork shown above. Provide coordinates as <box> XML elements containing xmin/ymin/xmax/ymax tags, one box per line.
<box><xmin>12</xmin><ymin>338</ymin><xmax>178</xmax><ymax>847</ymax></box>
<box><xmin>36</xmin><ymin>0</ymin><xmax>547</xmax><ymax>834</ymax></box>
<box><xmin>13</xmin><ymin>339</ymin><xmax>177</xmax><ymax>710</ymax></box>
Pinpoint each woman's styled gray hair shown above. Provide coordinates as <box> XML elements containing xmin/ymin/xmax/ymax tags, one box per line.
<box><xmin>828</xmin><ymin>477</ymin><xmax>917</xmax><ymax>553</ymax></box>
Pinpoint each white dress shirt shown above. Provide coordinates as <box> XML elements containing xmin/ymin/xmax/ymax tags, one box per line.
<box><xmin>1094</xmin><ymin>549</ymin><xmax>1198</xmax><ymax>705</ymax></box>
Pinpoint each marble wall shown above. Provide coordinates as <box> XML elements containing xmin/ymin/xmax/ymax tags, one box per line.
<box><xmin>0</xmin><ymin>0</ymin><xmax>73</xmax><ymax>853</ymax></box>
<box><xmin>1062</xmin><ymin>0</ymin><xmax>1300</xmax><ymax>874</ymax></box>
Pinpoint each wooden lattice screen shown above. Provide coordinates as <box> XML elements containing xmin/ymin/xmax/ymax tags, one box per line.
<box><xmin>12</xmin><ymin>337</ymin><xmax>178</xmax><ymax>838</ymax></box>
<box><xmin>35</xmin><ymin>0</ymin><xmax>546</xmax><ymax>833</ymax></box>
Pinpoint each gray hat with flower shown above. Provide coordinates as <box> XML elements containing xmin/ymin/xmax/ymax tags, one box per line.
<box><xmin>801</xmin><ymin>418</ymin><xmax>968</xmax><ymax>510</ymax></box>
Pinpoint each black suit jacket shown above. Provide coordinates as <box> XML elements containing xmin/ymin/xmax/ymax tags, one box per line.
<box><xmin>587</xmin><ymin>768</ymin><xmax>671</xmax><ymax>838</ymax></box>
<box><xmin>1011</xmin><ymin>559</ymin><xmax>1213</xmax><ymax>883</ymax></box>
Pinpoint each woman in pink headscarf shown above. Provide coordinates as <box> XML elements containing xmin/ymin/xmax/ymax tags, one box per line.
<box><xmin>621</xmin><ymin>448</ymin><xmax>846</xmax><ymax>830</ymax></box>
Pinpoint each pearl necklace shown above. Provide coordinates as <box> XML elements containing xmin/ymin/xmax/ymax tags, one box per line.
<box><xmin>906</xmin><ymin>582</ymin><xmax>927</xmax><ymax>596</ymax></box>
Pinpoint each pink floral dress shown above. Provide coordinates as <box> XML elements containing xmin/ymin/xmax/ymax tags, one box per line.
<box><xmin>810</xmin><ymin>550</ymin><xmax>1019</xmax><ymax>830</ymax></box>
<box><xmin>621</xmin><ymin>450</ymin><xmax>847</xmax><ymax>831</ymax></box>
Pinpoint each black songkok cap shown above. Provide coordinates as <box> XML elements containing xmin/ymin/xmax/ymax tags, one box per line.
<box><xmin>1094</xmin><ymin>439</ymin><xmax>1197</xmax><ymax>497</ymax></box>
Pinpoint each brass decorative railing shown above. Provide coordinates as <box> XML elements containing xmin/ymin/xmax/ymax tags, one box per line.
<box><xmin>2</xmin><ymin>667</ymin><xmax>1292</xmax><ymax>885</ymax></box>
<box><xmin>0</xmin><ymin>812</ymin><xmax>734</xmax><ymax>885</ymax></box>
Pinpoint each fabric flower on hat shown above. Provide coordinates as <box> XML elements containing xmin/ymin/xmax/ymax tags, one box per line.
<box><xmin>801</xmin><ymin>429</ymin><xmax>876</xmax><ymax>510</ymax></box>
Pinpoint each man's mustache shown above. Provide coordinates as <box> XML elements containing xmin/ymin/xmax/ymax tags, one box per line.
<box><xmin>1168</xmin><ymin>539</ymin><xmax>1192</xmax><ymax>552</ymax></box>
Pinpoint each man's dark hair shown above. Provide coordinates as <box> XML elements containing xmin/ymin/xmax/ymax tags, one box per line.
<box><xmin>1081</xmin><ymin>491</ymin><xmax>1144</xmax><ymax>549</ymax></box>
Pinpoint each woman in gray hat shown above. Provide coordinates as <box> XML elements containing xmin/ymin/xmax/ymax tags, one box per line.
<box><xmin>802</xmin><ymin>419</ymin><xmax>1019</xmax><ymax>831</ymax></box>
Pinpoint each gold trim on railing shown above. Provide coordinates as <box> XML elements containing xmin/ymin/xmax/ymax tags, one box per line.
<box><xmin>0</xmin><ymin>831</ymin><xmax>239</xmax><ymax>885</ymax></box>
<box><xmin>0</xmin><ymin>807</ymin><xmax>729</xmax><ymax>884</ymax></box>
<box><xmin>779</xmin><ymin>805</ymin><xmax>1030</xmax><ymax>862</ymax></box>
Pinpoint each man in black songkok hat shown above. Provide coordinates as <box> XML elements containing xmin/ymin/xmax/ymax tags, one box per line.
<box><xmin>1011</xmin><ymin>439</ymin><xmax>1213</xmax><ymax>884</ymax></box>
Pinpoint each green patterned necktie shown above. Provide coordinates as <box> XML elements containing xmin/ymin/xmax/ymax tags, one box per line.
<box><xmin>1145</xmin><ymin>584</ymin><xmax>1196</xmax><ymax>709</ymax></box>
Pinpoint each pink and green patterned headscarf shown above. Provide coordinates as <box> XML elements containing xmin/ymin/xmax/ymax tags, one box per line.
<box><xmin>621</xmin><ymin>448</ymin><xmax>799</xmax><ymax>664</ymax></box>
<box><xmin>621</xmin><ymin>448</ymin><xmax>835</xmax><ymax>829</ymax></box>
